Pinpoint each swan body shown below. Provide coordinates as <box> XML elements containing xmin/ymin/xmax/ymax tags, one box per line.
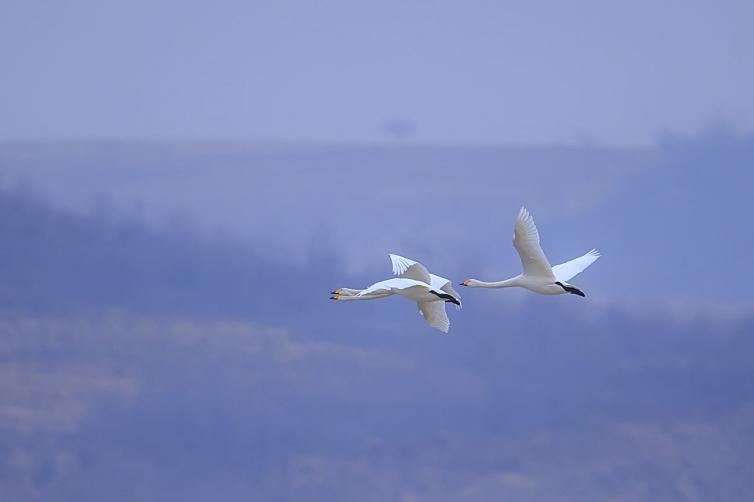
<box><xmin>462</xmin><ymin>207</ymin><xmax>600</xmax><ymax>297</ymax></box>
<box><xmin>331</xmin><ymin>254</ymin><xmax>461</xmax><ymax>333</ymax></box>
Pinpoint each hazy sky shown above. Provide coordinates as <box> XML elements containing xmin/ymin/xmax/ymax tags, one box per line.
<box><xmin>3</xmin><ymin>130</ymin><xmax>753</xmax><ymax>314</ymax></box>
<box><xmin>3</xmin><ymin>4</ymin><xmax>754</xmax><ymax>499</ymax></box>
<box><xmin>2</xmin><ymin>0</ymin><xmax>753</xmax><ymax>145</ymax></box>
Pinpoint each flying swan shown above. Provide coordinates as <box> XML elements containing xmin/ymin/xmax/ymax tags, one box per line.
<box><xmin>331</xmin><ymin>254</ymin><xmax>461</xmax><ymax>333</ymax></box>
<box><xmin>461</xmin><ymin>207</ymin><xmax>600</xmax><ymax>297</ymax></box>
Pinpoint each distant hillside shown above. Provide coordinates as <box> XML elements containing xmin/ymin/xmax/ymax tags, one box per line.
<box><xmin>2</xmin><ymin>136</ymin><xmax>754</xmax><ymax>501</ymax></box>
<box><xmin>1</xmin><ymin>132</ymin><xmax>753</xmax><ymax>304</ymax></box>
<box><xmin>0</xmin><ymin>183</ymin><xmax>336</xmax><ymax>321</ymax></box>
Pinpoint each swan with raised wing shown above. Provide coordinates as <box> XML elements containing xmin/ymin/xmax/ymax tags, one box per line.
<box><xmin>461</xmin><ymin>207</ymin><xmax>600</xmax><ymax>297</ymax></box>
<box><xmin>331</xmin><ymin>254</ymin><xmax>461</xmax><ymax>333</ymax></box>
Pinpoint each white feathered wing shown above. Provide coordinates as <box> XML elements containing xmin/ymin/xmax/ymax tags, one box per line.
<box><xmin>418</xmin><ymin>301</ymin><xmax>450</xmax><ymax>333</ymax></box>
<box><xmin>552</xmin><ymin>249</ymin><xmax>601</xmax><ymax>282</ymax></box>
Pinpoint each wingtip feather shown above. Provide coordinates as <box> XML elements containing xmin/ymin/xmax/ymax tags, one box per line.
<box><xmin>389</xmin><ymin>253</ymin><xmax>410</xmax><ymax>275</ymax></box>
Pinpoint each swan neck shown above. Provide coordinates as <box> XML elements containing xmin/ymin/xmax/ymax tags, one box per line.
<box><xmin>471</xmin><ymin>277</ymin><xmax>520</xmax><ymax>288</ymax></box>
<box><xmin>337</xmin><ymin>292</ymin><xmax>391</xmax><ymax>301</ymax></box>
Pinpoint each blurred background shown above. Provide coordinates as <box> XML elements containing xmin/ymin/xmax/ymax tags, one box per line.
<box><xmin>2</xmin><ymin>1</ymin><xmax>754</xmax><ymax>500</ymax></box>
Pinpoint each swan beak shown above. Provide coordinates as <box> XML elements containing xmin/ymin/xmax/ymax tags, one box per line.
<box><xmin>330</xmin><ymin>294</ymin><xmax>340</xmax><ymax>300</ymax></box>
<box><xmin>460</xmin><ymin>280</ymin><xmax>470</xmax><ymax>287</ymax></box>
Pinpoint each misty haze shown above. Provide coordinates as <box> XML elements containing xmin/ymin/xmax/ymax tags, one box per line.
<box><xmin>3</xmin><ymin>1</ymin><xmax>754</xmax><ymax>500</ymax></box>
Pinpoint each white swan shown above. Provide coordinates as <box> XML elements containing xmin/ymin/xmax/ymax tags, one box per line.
<box><xmin>331</xmin><ymin>254</ymin><xmax>461</xmax><ymax>333</ymax></box>
<box><xmin>461</xmin><ymin>207</ymin><xmax>600</xmax><ymax>297</ymax></box>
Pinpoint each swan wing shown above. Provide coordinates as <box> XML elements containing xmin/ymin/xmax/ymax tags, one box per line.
<box><xmin>512</xmin><ymin>207</ymin><xmax>555</xmax><ymax>279</ymax></box>
<box><xmin>552</xmin><ymin>249</ymin><xmax>601</xmax><ymax>282</ymax></box>
<box><xmin>389</xmin><ymin>255</ymin><xmax>459</xmax><ymax>305</ymax></box>
<box><xmin>432</xmin><ymin>276</ymin><xmax>462</xmax><ymax>310</ymax></box>
<box><xmin>428</xmin><ymin>273</ymin><xmax>451</xmax><ymax>292</ymax></box>
<box><xmin>389</xmin><ymin>253</ymin><xmax>418</xmax><ymax>275</ymax></box>
<box><xmin>418</xmin><ymin>301</ymin><xmax>450</xmax><ymax>333</ymax></box>
<box><xmin>388</xmin><ymin>254</ymin><xmax>432</xmax><ymax>285</ymax></box>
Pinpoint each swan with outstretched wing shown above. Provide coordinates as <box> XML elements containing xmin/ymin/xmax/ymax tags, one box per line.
<box><xmin>461</xmin><ymin>207</ymin><xmax>600</xmax><ymax>297</ymax></box>
<box><xmin>331</xmin><ymin>254</ymin><xmax>461</xmax><ymax>333</ymax></box>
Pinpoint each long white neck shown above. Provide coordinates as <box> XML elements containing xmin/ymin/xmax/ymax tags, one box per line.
<box><xmin>335</xmin><ymin>292</ymin><xmax>392</xmax><ymax>301</ymax></box>
<box><xmin>467</xmin><ymin>276</ymin><xmax>521</xmax><ymax>288</ymax></box>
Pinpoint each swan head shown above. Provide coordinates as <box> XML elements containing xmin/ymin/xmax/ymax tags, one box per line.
<box><xmin>555</xmin><ymin>281</ymin><xmax>585</xmax><ymax>297</ymax></box>
<box><xmin>460</xmin><ymin>279</ymin><xmax>481</xmax><ymax>287</ymax></box>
